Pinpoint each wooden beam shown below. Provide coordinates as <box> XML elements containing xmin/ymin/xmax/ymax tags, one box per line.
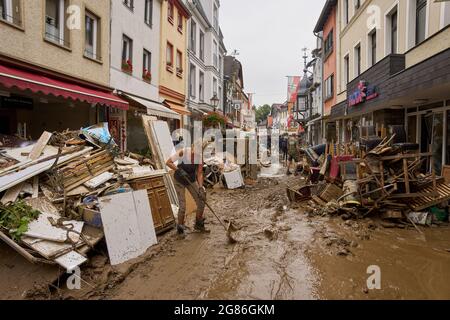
<box><xmin>28</xmin><ymin>131</ymin><xmax>53</xmax><ymax>160</ymax></box>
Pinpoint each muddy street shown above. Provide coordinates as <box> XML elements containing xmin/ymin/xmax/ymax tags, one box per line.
<box><xmin>48</xmin><ymin>175</ymin><xmax>450</xmax><ymax>301</ymax></box>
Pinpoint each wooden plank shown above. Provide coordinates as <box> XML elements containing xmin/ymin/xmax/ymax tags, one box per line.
<box><xmin>32</xmin><ymin>176</ymin><xmax>39</xmax><ymax>199</ymax></box>
<box><xmin>84</xmin><ymin>172</ymin><xmax>114</xmax><ymax>189</ymax></box>
<box><xmin>403</xmin><ymin>158</ymin><xmax>410</xmax><ymax>194</ymax></box>
<box><xmin>442</xmin><ymin>166</ymin><xmax>450</xmax><ymax>184</ymax></box>
<box><xmin>1</xmin><ymin>182</ymin><xmax>24</xmax><ymax>204</ymax></box>
<box><xmin>28</xmin><ymin>132</ymin><xmax>53</xmax><ymax>160</ymax></box>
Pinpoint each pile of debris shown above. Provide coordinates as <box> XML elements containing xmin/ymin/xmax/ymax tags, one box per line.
<box><xmin>289</xmin><ymin>135</ymin><xmax>450</xmax><ymax>228</ymax></box>
<box><xmin>0</xmin><ymin>120</ymin><xmax>178</xmax><ymax>270</ymax></box>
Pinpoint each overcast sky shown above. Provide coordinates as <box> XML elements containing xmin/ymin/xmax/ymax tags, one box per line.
<box><xmin>220</xmin><ymin>0</ymin><xmax>326</xmax><ymax>107</ymax></box>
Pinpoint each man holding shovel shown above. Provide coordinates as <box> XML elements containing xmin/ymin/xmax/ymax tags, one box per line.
<box><xmin>166</xmin><ymin>140</ymin><xmax>210</xmax><ymax>236</ymax></box>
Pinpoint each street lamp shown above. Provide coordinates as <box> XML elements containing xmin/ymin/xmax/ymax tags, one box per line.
<box><xmin>210</xmin><ymin>94</ymin><xmax>220</xmax><ymax>112</ymax></box>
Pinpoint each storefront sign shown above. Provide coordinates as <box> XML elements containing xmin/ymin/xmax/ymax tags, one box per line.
<box><xmin>348</xmin><ymin>81</ymin><xmax>379</xmax><ymax>107</ymax></box>
<box><xmin>0</xmin><ymin>95</ymin><xmax>34</xmax><ymax>110</ymax></box>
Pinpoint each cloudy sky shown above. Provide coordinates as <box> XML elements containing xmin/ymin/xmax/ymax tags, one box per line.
<box><xmin>220</xmin><ymin>0</ymin><xmax>326</xmax><ymax>107</ymax></box>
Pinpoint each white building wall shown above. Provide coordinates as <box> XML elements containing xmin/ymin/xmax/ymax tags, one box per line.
<box><xmin>110</xmin><ymin>0</ymin><xmax>161</xmax><ymax>101</ymax></box>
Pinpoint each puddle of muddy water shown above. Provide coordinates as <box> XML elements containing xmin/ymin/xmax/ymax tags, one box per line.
<box><xmin>309</xmin><ymin>218</ymin><xmax>450</xmax><ymax>300</ymax></box>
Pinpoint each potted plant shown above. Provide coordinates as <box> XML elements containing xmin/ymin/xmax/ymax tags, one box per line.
<box><xmin>122</xmin><ymin>59</ymin><xmax>133</xmax><ymax>73</ymax></box>
<box><xmin>143</xmin><ymin>69</ymin><xmax>152</xmax><ymax>82</ymax></box>
<box><xmin>203</xmin><ymin>112</ymin><xmax>227</xmax><ymax>129</ymax></box>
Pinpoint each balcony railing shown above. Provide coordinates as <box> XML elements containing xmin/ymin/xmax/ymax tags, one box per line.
<box><xmin>45</xmin><ymin>21</ymin><xmax>70</xmax><ymax>47</ymax></box>
<box><xmin>0</xmin><ymin>11</ymin><xmax>22</xmax><ymax>27</ymax></box>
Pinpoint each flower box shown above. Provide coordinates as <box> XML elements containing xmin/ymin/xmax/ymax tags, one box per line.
<box><xmin>122</xmin><ymin>59</ymin><xmax>133</xmax><ymax>73</ymax></box>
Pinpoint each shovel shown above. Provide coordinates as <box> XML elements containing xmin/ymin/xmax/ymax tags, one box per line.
<box><xmin>178</xmin><ymin>172</ymin><xmax>239</xmax><ymax>244</ymax></box>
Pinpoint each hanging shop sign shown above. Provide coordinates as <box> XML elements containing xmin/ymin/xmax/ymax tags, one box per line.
<box><xmin>0</xmin><ymin>95</ymin><xmax>34</xmax><ymax>110</ymax></box>
<box><xmin>348</xmin><ymin>81</ymin><xmax>379</xmax><ymax>107</ymax></box>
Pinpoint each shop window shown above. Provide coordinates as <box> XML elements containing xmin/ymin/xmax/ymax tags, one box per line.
<box><xmin>447</xmin><ymin>111</ymin><xmax>450</xmax><ymax>165</ymax></box>
<box><xmin>0</xmin><ymin>0</ymin><xmax>22</xmax><ymax>27</ymax></box>
<box><xmin>85</xmin><ymin>11</ymin><xmax>101</xmax><ymax>61</ymax></box>
<box><xmin>408</xmin><ymin>115</ymin><xmax>417</xmax><ymax>143</ymax></box>
<box><xmin>45</xmin><ymin>0</ymin><xmax>70</xmax><ymax>47</ymax></box>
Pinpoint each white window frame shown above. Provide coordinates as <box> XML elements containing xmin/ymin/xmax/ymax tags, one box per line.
<box><xmin>384</xmin><ymin>2</ymin><xmax>399</xmax><ymax>56</ymax></box>
<box><xmin>440</xmin><ymin>1</ymin><xmax>450</xmax><ymax>29</ymax></box>
<box><xmin>199</xmin><ymin>30</ymin><xmax>205</xmax><ymax>61</ymax></box>
<box><xmin>213</xmin><ymin>40</ymin><xmax>218</xmax><ymax>69</ymax></box>
<box><xmin>144</xmin><ymin>0</ymin><xmax>153</xmax><ymax>26</ymax></box>
<box><xmin>143</xmin><ymin>49</ymin><xmax>151</xmax><ymax>73</ymax></box>
<box><xmin>1</xmin><ymin>0</ymin><xmax>13</xmax><ymax>23</ymax></box>
<box><xmin>343</xmin><ymin>53</ymin><xmax>350</xmax><ymax>86</ymax></box>
<box><xmin>45</xmin><ymin>0</ymin><xmax>66</xmax><ymax>45</ymax></box>
<box><xmin>353</xmin><ymin>42</ymin><xmax>361</xmax><ymax>78</ymax></box>
<box><xmin>190</xmin><ymin>20</ymin><xmax>197</xmax><ymax>53</ymax></box>
<box><xmin>85</xmin><ymin>11</ymin><xmax>98</xmax><ymax>60</ymax></box>
<box><xmin>406</xmin><ymin>0</ymin><xmax>429</xmax><ymax>50</ymax></box>
<box><xmin>199</xmin><ymin>71</ymin><xmax>205</xmax><ymax>102</ymax></box>
<box><xmin>367</xmin><ymin>28</ymin><xmax>377</xmax><ymax>67</ymax></box>
<box><xmin>189</xmin><ymin>64</ymin><xmax>196</xmax><ymax>98</ymax></box>
<box><xmin>213</xmin><ymin>3</ymin><xmax>219</xmax><ymax>31</ymax></box>
<box><xmin>213</xmin><ymin>77</ymin><xmax>218</xmax><ymax>96</ymax></box>
<box><xmin>122</xmin><ymin>35</ymin><xmax>133</xmax><ymax>62</ymax></box>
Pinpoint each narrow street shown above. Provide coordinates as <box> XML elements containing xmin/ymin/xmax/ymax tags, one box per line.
<box><xmin>43</xmin><ymin>174</ymin><xmax>450</xmax><ymax>301</ymax></box>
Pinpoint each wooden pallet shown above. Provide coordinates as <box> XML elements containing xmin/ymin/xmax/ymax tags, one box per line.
<box><xmin>318</xmin><ymin>183</ymin><xmax>344</xmax><ymax>203</ymax></box>
<box><xmin>408</xmin><ymin>182</ymin><xmax>450</xmax><ymax>211</ymax></box>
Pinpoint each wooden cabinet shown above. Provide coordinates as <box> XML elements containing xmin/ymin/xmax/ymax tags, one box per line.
<box><xmin>129</xmin><ymin>175</ymin><xmax>175</xmax><ymax>234</ymax></box>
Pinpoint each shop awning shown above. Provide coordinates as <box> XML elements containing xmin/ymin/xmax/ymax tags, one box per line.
<box><xmin>0</xmin><ymin>64</ymin><xmax>128</xmax><ymax>110</ymax></box>
<box><xmin>164</xmin><ymin>101</ymin><xmax>191</xmax><ymax>116</ymax></box>
<box><xmin>123</xmin><ymin>94</ymin><xmax>181</xmax><ymax>120</ymax></box>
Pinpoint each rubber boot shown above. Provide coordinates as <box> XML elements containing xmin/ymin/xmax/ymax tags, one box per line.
<box><xmin>177</xmin><ymin>224</ymin><xmax>187</xmax><ymax>237</ymax></box>
<box><xmin>194</xmin><ymin>218</ymin><xmax>211</xmax><ymax>234</ymax></box>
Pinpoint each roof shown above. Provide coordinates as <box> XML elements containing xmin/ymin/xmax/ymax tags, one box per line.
<box><xmin>172</xmin><ymin>0</ymin><xmax>191</xmax><ymax>19</ymax></box>
<box><xmin>314</xmin><ymin>0</ymin><xmax>337</xmax><ymax>33</ymax></box>
<box><xmin>191</xmin><ymin>0</ymin><xmax>212</xmax><ymax>28</ymax></box>
<box><xmin>224</xmin><ymin>56</ymin><xmax>244</xmax><ymax>88</ymax></box>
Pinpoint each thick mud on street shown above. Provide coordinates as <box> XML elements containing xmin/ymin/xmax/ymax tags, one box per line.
<box><xmin>41</xmin><ymin>176</ymin><xmax>450</xmax><ymax>300</ymax></box>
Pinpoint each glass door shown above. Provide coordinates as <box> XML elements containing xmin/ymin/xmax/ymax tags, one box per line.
<box><xmin>431</xmin><ymin>113</ymin><xmax>444</xmax><ymax>174</ymax></box>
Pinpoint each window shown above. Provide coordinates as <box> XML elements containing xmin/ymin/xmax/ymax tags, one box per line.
<box><xmin>190</xmin><ymin>20</ymin><xmax>196</xmax><ymax>53</ymax></box>
<box><xmin>0</xmin><ymin>0</ymin><xmax>21</xmax><ymax>26</ymax></box>
<box><xmin>122</xmin><ymin>35</ymin><xmax>133</xmax><ymax>72</ymax></box>
<box><xmin>213</xmin><ymin>41</ymin><xmax>218</xmax><ymax>68</ymax></box>
<box><xmin>219</xmin><ymin>55</ymin><xmax>223</xmax><ymax>73</ymax></box>
<box><xmin>369</xmin><ymin>30</ymin><xmax>377</xmax><ymax>66</ymax></box>
<box><xmin>324</xmin><ymin>30</ymin><xmax>333</xmax><ymax>57</ymax></box>
<box><xmin>123</xmin><ymin>0</ymin><xmax>134</xmax><ymax>10</ymax></box>
<box><xmin>344</xmin><ymin>0</ymin><xmax>349</xmax><ymax>25</ymax></box>
<box><xmin>219</xmin><ymin>87</ymin><xmax>222</xmax><ymax>109</ymax></box>
<box><xmin>85</xmin><ymin>11</ymin><xmax>100</xmax><ymax>61</ymax></box>
<box><xmin>199</xmin><ymin>71</ymin><xmax>204</xmax><ymax>102</ymax></box>
<box><xmin>177</xmin><ymin>12</ymin><xmax>183</xmax><ymax>32</ymax></box>
<box><xmin>213</xmin><ymin>78</ymin><xmax>218</xmax><ymax>96</ymax></box>
<box><xmin>199</xmin><ymin>31</ymin><xmax>205</xmax><ymax>61</ymax></box>
<box><xmin>344</xmin><ymin>55</ymin><xmax>350</xmax><ymax>85</ymax></box>
<box><xmin>45</xmin><ymin>0</ymin><xmax>69</xmax><ymax>46</ymax></box>
<box><xmin>176</xmin><ymin>50</ymin><xmax>183</xmax><ymax>75</ymax></box>
<box><xmin>416</xmin><ymin>0</ymin><xmax>427</xmax><ymax>45</ymax></box>
<box><xmin>167</xmin><ymin>1</ymin><xmax>174</xmax><ymax>23</ymax></box>
<box><xmin>325</xmin><ymin>75</ymin><xmax>334</xmax><ymax>100</ymax></box>
<box><xmin>144</xmin><ymin>0</ymin><xmax>153</xmax><ymax>26</ymax></box>
<box><xmin>354</xmin><ymin>44</ymin><xmax>361</xmax><ymax>77</ymax></box>
<box><xmin>189</xmin><ymin>64</ymin><xmax>196</xmax><ymax>98</ymax></box>
<box><xmin>143</xmin><ymin>49</ymin><xmax>152</xmax><ymax>82</ymax></box>
<box><xmin>166</xmin><ymin>42</ymin><xmax>174</xmax><ymax>69</ymax></box>
<box><xmin>354</xmin><ymin>0</ymin><xmax>360</xmax><ymax>11</ymax></box>
<box><xmin>390</xmin><ymin>9</ymin><xmax>398</xmax><ymax>54</ymax></box>
<box><xmin>213</xmin><ymin>3</ymin><xmax>219</xmax><ymax>31</ymax></box>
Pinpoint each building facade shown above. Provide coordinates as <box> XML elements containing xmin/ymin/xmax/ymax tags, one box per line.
<box><xmin>185</xmin><ymin>0</ymin><xmax>226</xmax><ymax>134</ymax></box>
<box><xmin>0</xmin><ymin>0</ymin><xmax>128</xmax><ymax>140</ymax></box>
<box><xmin>110</xmin><ymin>0</ymin><xmax>179</xmax><ymax>153</ymax></box>
<box><xmin>314</xmin><ymin>0</ymin><xmax>450</xmax><ymax>173</ymax></box>
<box><xmin>224</xmin><ymin>55</ymin><xmax>246</xmax><ymax>128</ymax></box>
<box><xmin>159</xmin><ymin>0</ymin><xmax>191</xmax><ymax>130</ymax></box>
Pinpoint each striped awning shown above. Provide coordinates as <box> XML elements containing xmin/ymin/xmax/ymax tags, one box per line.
<box><xmin>123</xmin><ymin>94</ymin><xmax>181</xmax><ymax>120</ymax></box>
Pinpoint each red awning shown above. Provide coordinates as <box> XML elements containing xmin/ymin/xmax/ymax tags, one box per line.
<box><xmin>0</xmin><ymin>64</ymin><xmax>128</xmax><ymax>110</ymax></box>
